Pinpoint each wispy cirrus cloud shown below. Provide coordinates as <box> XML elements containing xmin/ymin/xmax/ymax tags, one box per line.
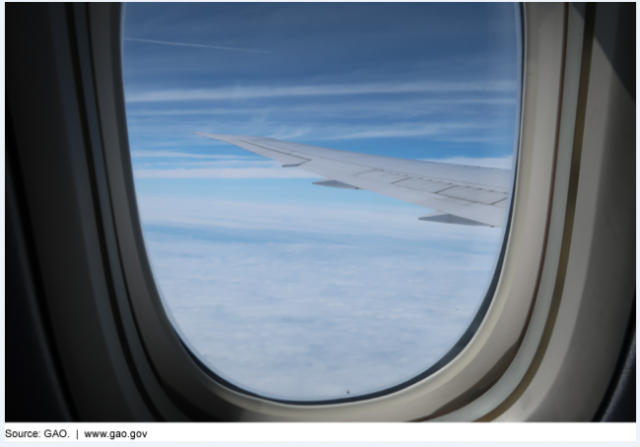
<box><xmin>330</xmin><ymin>122</ymin><xmax>491</xmax><ymax>140</ymax></box>
<box><xmin>134</xmin><ymin>167</ymin><xmax>321</xmax><ymax>179</ymax></box>
<box><xmin>125</xmin><ymin>96</ymin><xmax>515</xmax><ymax>118</ymax></box>
<box><xmin>126</xmin><ymin>121</ymin><xmax>510</xmax><ymax>150</ymax></box>
<box><xmin>124</xmin><ymin>37</ymin><xmax>270</xmax><ymax>53</ymax></box>
<box><xmin>125</xmin><ymin>80</ymin><xmax>517</xmax><ymax>103</ymax></box>
<box><xmin>423</xmin><ymin>156</ymin><xmax>513</xmax><ymax>170</ymax></box>
<box><xmin>131</xmin><ymin>150</ymin><xmax>255</xmax><ymax>160</ymax></box>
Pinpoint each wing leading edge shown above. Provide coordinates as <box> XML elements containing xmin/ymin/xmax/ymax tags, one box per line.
<box><xmin>195</xmin><ymin>133</ymin><xmax>511</xmax><ymax>227</ymax></box>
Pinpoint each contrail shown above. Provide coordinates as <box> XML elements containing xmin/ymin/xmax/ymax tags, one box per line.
<box><xmin>124</xmin><ymin>37</ymin><xmax>269</xmax><ymax>54</ymax></box>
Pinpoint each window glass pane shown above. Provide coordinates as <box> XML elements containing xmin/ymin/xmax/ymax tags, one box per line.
<box><xmin>123</xmin><ymin>3</ymin><xmax>521</xmax><ymax>402</ymax></box>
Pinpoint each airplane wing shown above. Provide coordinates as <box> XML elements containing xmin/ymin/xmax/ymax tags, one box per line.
<box><xmin>195</xmin><ymin>133</ymin><xmax>512</xmax><ymax>227</ymax></box>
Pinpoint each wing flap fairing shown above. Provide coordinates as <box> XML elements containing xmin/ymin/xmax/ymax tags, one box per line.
<box><xmin>418</xmin><ymin>212</ymin><xmax>490</xmax><ymax>227</ymax></box>
<box><xmin>313</xmin><ymin>180</ymin><xmax>360</xmax><ymax>190</ymax></box>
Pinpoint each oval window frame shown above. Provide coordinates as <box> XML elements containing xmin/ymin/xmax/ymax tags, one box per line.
<box><xmin>92</xmin><ymin>2</ymin><xmax>573</xmax><ymax>421</ymax></box>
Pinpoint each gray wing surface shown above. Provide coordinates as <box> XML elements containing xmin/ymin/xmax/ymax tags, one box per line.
<box><xmin>195</xmin><ymin>133</ymin><xmax>512</xmax><ymax>227</ymax></box>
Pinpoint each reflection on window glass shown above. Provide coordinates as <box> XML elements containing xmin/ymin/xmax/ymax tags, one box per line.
<box><xmin>123</xmin><ymin>3</ymin><xmax>521</xmax><ymax>401</ymax></box>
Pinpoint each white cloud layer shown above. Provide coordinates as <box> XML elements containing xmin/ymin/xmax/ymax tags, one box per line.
<box><xmin>142</xmin><ymin>210</ymin><xmax>501</xmax><ymax>400</ymax></box>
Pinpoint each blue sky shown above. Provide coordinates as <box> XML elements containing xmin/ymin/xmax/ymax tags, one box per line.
<box><xmin>123</xmin><ymin>3</ymin><xmax>521</xmax><ymax>401</ymax></box>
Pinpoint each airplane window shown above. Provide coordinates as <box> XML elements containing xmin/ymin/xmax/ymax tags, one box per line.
<box><xmin>122</xmin><ymin>3</ymin><xmax>522</xmax><ymax>402</ymax></box>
